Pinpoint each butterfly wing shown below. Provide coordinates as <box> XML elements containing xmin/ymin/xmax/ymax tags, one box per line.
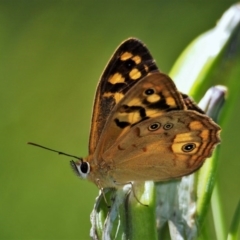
<box><xmin>102</xmin><ymin>110</ymin><xmax>221</xmax><ymax>183</ymax></box>
<box><xmin>89</xmin><ymin>38</ymin><xmax>159</xmax><ymax>154</ymax></box>
<box><xmin>181</xmin><ymin>93</ymin><xmax>205</xmax><ymax>114</ymax></box>
<box><xmin>94</xmin><ymin>72</ymin><xmax>187</xmax><ymax>157</ymax></box>
<box><xmin>89</xmin><ymin>38</ymin><xmax>205</xmax><ymax>155</ymax></box>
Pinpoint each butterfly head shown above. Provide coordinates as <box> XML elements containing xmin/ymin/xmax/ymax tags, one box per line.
<box><xmin>70</xmin><ymin>159</ymin><xmax>90</xmax><ymax>179</ymax></box>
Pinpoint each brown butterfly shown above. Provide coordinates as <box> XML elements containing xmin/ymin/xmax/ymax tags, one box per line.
<box><xmin>30</xmin><ymin>38</ymin><xmax>221</xmax><ymax>190</ymax></box>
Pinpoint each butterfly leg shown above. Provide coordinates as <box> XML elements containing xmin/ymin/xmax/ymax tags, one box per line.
<box><xmin>96</xmin><ymin>179</ymin><xmax>111</xmax><ymax>208</ymax></box>
<box><xmin>114</xmin><ymin>181</ymin><xmax>148</xmax><ymax>207</ymax></box>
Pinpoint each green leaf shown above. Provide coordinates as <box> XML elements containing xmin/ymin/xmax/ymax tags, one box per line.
<box><xmin>227</xmin><ymin>200</ymin><xmax>240</xmax><ymax>240</ymax></box>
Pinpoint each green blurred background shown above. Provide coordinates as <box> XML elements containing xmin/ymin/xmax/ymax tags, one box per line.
<box><xmin>1</xmin><ymin>1</ymin><xmax>239</xmax><ymax>239</ymax></box>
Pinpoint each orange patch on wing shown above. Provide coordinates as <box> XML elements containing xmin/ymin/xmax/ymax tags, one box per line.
<box><xmin>166</xmin><ymin>97</ymin><xmax>177</xmax><ymax>107</ymax></box>
<box><xmin>108</xmin><ymin>73</ymin><xmax>125</xmax><ymax>84</ymax></box>
<box><xmin>129</xmin><ymin>68</ymin><xmax>141</xmax><ymax>80</ymax></box>
<box><xmin>147</xmin><ymin>94</ymin><xmax>160</xmax><ymax>103</ymax></box>
<box><xmin>103</xmin><ymin>92</ymin><xmax>124</xmax><ymax>104</ymax></box>
<box><xmin>132</xmin><ymin>55</ymin><xmax>141</xmax><ymax>64</ymax></box>
<box><xmin>120</xmin><ymin>52</ymin><xmax>133</xmax><ymax>61</ymax></box>
<box><xmin>144</xmin><ymin>64</ymin><xmax>149</xmax><ymax>72</ymax></box>
<box><xmin>189</xmin><ymin>121</ymin><xmax>204</xmax><ymax>130</ymax></box>
<box><xmin>200</xmin><ymin>129</ymin><xmax>210</xmax><ymax>141</ymax></box>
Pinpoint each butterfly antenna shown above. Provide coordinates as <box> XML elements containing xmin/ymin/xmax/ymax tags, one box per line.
<box><xmin>27</xmin><ymin>142</ymin><xmax>82</xmax><ymax>161</ymax></box>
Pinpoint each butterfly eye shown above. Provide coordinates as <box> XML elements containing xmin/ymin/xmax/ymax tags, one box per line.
<box><xmin>144</xmin><ymin>88</ymin><xmax>155</xmax><ymax>95</ymax></box>
<box><xmin>163</xmin><ymin>123</ymin><xmax>173</xmax><ymax>130</ymax></box>
<box><xmin>70</xmin><ymin>160</ymin><xmax>90</xmax><ymax>179</ymax></box>
<box><xmin>124</xmin><ymin>59</ymin><xmax>135</xmax><ymax>69</ymax></box>
<box><xmin>148</xmin><ymin>122</ymin><xmax>161</xmax><ymax>131</ymax></box>
<box><xmin>80</xmin><ymin>162</ymin><xmax>90</xmax><ymax>174</ymax></box>
<box><xmin>182</xmin><ymin>143</ymin><xmax>196</xmax><ymax>152</ymax></box>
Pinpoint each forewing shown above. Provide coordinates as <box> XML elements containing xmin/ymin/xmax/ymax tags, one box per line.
<box><xmin>95</xmin><ymin>72</ymin><xmax>186</xmax><ymax>155</ymax></box>
<box><xmin>89</xmin><ymin>38</ymin><xmax>159</xmax><ymax>154</ymax></box>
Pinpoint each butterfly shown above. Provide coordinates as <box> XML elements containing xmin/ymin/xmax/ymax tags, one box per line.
<box><xmin>69</xmin><ymin>38</ymin><xmax>221</xmax><ymax>189</ymax></box>
<box><xmin>29</xmin><ymin>38</ymin><xmax>221</xmax><ymax>190</ymax></box>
